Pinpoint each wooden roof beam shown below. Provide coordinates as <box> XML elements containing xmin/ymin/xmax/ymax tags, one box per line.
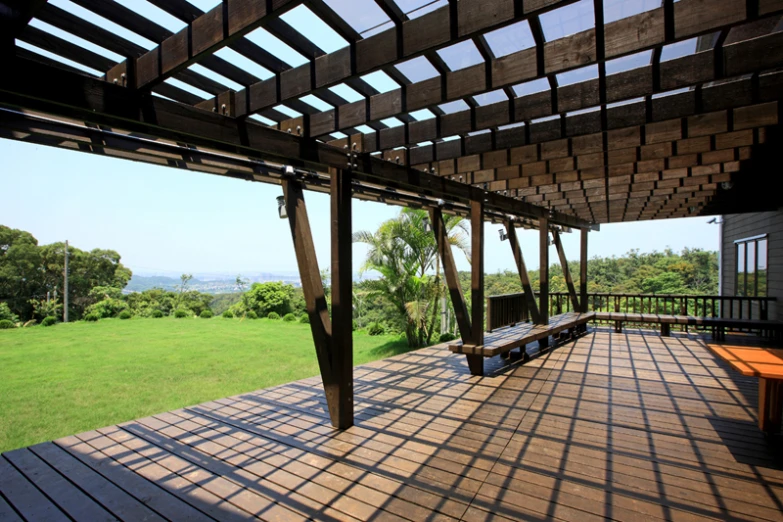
<box><xmin>367</xmin><ymin>28</ymin><xmax>783</xmax><ymax>158</ymax></box>
<box><xmin>0</xmin><ymin>0</ymin><xmax>49</xmax><ymax>47</ymax></box>
<box><xmin>239</xmin><ymin>0</ymin><xmax>583</xmax><ymax>116</ymax></box>
<box><xmin>132</xmin><ymin>0</ymin><xmax>305</xmax><ymax>91</ymax></box>
<box><xmin>0</xmin><ymin>56</ymin><xmax>594</xmax><ymax>229</ymax></box>
<box><xmin>282</xmin><ymin>3</ymin><xmax>783</xmax><ymax>144</ymax></box>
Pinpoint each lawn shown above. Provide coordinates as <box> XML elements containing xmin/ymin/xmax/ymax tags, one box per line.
<box><xmin>0</xmin><ymin>317</ymin><xmax>413</xmax><ymax>453</ymax></box>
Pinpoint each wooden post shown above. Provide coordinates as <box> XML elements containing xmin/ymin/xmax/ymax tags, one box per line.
<box><xmin>580</xmin><ymin>228</ymin><xmax>588</xmax><ymax>313</ymax></box>
<box><xmin>505</xmin><ymin>219</ymin><xmax>541</xmax><ymax>323</ymax></box>
<box><xmin>468</xmin><ymin>200</ymin><xmax>485</xmax><ymax>375</ymax></box>
<box><xmin>282</xmin><ymin>176</ymin><xmax>352</xmax><ymax>429</ymax></box>
<box><xmin>330</xmin><ymin>167</ymin><xmax>353</xmax><ymax>429</ymax></box>
<box><xmin>539</xmin><ymin>218</ymin><xmax>549</xmax><ymax>325</ymax></box>
<box><xmin>552</xmin><ymin>230</ymin><xmax>580</xmax><ymax>313</ymax></box>
<box><xmin>758</xmin><ymin>378</ymin><xmax>783</xmax><ymax>434</ymax></box>
<box><xmin>539</xmin><ymin>217</ymin><xmax>549</xmax><ymax>347</ymax></box>
<box><xmin>431</xmin><ymin>208</ymin><xmax>471</xmax><ymax>340</ymax></box>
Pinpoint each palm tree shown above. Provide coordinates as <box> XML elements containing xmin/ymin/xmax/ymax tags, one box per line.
<box><xmin>354</xmin><ymin>209</ymin><xmax>470</xmax><ymax>347</ymax></box>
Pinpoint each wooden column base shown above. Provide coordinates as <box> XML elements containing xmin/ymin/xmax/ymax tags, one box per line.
<box><xmin>466</xmin><ymin>354</ymin><xmax>483</xmax><ymax>376</ymax></box>
<box><xmin>759</xmin><ymin>378</ymin><xmax>783</xmax><ymax>434</ymax></box>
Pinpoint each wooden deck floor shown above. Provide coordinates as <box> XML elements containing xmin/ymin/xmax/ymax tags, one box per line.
<box><xmin>2</xmin><ymin>328</ymin><xmax>783</xmax><ymax>521</ymax></box>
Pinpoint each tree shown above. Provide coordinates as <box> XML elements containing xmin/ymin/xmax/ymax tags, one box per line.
<box><xmin>354</xmin><ymin>209</ymin><xmax>469</xmax><ymax>347</ymax></box>
<box><xmin>0</xmin><ymin>225</ymin><xmax>131</xmax><ymax>321</ymax></box>
<box><xmin>233</xmin><ymin>281</ymin><xmax>295</xmax><ymax>317</ymax></box>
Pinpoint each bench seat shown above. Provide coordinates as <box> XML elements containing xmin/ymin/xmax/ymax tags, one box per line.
<box><xmin>593</xmin><ymin>312</ymin><xmax>783</xmax><ymax>340</ymax></box>
<box><xmin>449</xmin><ymin>312</ymin><xmax>595</xmax><ymax>357</ymax></box>
<box><xmin>707</xmin><ymin>344</ymin><xmax>783</xmax><ymax>434</ymax></box>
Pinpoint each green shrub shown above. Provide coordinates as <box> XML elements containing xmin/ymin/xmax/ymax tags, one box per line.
<box><xmin>174</xmin><ymin>309</ymin><xmax>189</xmax><ymax>319</ymax></box>
<box><xmin>283</xmin><ymin>313</ymin><xmax>296</xmax><ymax>322</ymax></box>
<box><xmin>200</xmin><ymin>310</ymin><xmax>214</xmax><ymax>319</ymax></box>
<box><xmin>439</xmin><ymin>332</ymin><xmax>457</xmax><ymax>343</ymax></box>
<box><xmin>367</xmin><ymin>322</ymin><xmax>385</xmax><ymax>336</ymax></box>
<box><xmin>118</xmin><ymin>311</ymin><xmax>132</xmax><ymax>320</ymax></box>
<box><xmin>0</xmin><ymin>319</ymin><xmax>15</xmax><ymax>329</ymax></box>
<box><xmin>84</xmin><ymin>313</ymin><xmax>100</xmax><ymax>322</ymax></box>
<box><xmin>299</xmin><ymin>314</ymin><xmax>310</xmax><ymax>324</ymax></box>
<box><xmin>0</xmin><ymin>303</ymin><xmax>19</xmax><ymax>323</ymax></box>
<box><xmin>41</xmin><ymin>316</ymin><xmax>58</xmax><ymax>327</ymax></box>
<box><xmin>151</xmin><ymin>309</ymin><xmax>164</xmax><ymax>318</ymax></box>
<box><xmin>246</xmin><ymin>310</ymin><xmax>258</xmax><ymax>319</ymax></box>
<box><xmin>222</xmin><ymin>310</ymin><xmax>234</xmax><ymax>319</ymax></box>
<box><xmin>267</xmin><ymin>312</ymin><xmax>281</xmax><ymax>320</ymax></box>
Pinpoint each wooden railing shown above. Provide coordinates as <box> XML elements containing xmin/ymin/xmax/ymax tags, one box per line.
<box><xmin>487</xmin><ymin>292</ymin><xmax>776</xmax><ymax>331</ymax></box>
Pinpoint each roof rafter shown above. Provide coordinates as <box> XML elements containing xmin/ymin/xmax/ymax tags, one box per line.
<box><xmin>0</xmin><ymin>55</ymin><xmax>593</xmax><ymax>229</ymax></box>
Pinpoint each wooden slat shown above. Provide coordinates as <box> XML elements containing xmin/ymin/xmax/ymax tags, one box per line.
<box><xmin>0</xmin><ymin>456</ymin><xmax>70</xmax><ymax>522</ymax></box>
<box><xmin>3</xmin><ymin>448</ymin><xmax>118</xmax><ymax>521</ymax></box>
<box><xmin>28</xmin><ymin>442</ymin><xmax>166</xmax><ymax>521</ymax></box>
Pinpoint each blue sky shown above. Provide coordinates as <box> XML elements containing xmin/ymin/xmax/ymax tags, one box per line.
<box><xmin>0</xmin><ymin>139</ymin><xmax>719</xmax><ymax>278</ymax></box>
<box><xmin>3</xmin><ymin>0</ymin><xmax>717</xmax><ymax>278</ymax></box>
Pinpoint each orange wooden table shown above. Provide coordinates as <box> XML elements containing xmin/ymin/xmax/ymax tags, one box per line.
<box><xmin>708</xmin><ymin>345</ymin><xmax>783</xmax><ymax>433</ymax></box>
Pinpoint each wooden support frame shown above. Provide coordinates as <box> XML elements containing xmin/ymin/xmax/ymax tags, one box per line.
<box><xmin>469</xmin><ymin>200</ymin><xmax>485</xmax><ymax>375</ymax></box>
<box><xmin>282</xmin><ymin>172</ymin><xmax>353</xmax><ymax>429</ymax></box>
<box><xmin>504</xmin><ymin>219</ymin><xmax>541</xmax><ymax>324</ymax></box>
<box><xmin>431</xmin><ymin>206</ymin><xmax>484</xmax><ymax>376</ymax></box>
<box><xmin>552</xmin><ymin>229</ymin><xmax>580</xmax><ymax>313</ymax></box>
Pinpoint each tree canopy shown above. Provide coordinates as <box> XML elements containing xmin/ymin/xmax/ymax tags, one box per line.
<box><xmin>0</xmin><ymin>225</ymin><xmax>132</xmax><ymax>321</ymax></box>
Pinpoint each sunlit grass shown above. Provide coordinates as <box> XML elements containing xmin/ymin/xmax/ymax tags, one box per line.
<box><xmin>0</xmin><ymin>317</ymin><xmax>411</xmax><ymax>452</ymax></box>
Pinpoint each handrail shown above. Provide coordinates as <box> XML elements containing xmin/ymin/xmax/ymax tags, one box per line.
<box><xmin>487</xmin><ymin>292</ymin><xmax>776</xmax><ymax>332</ymax></box>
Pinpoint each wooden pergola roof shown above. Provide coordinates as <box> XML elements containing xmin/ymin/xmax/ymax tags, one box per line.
<box><xmin>2</xmin><ymin>0</ymin><xmax>783</xmax><ymax>225</ymax></box>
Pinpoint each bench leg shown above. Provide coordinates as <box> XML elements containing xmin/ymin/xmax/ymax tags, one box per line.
<box><xmin>466</xmin><ymin>354</ymin><xmax>483</xmax><ymax>376</ymax></box>
<box><xmin>759</xmin><ymin>378</ymin><xmax>783</xmax><ymax>434</ymax></box>
<box><xmin>538</xmin><ymin>337</ymin><xmax>549</xmax><ymax>350</ymax></box>
<box><xmin>661</xmin><ymin>323</ymin><xmax>670</xmax><ymax>337</ymax></box>
<box><xmin>614</xmin><ymin>321</ymin><xmax>622</xmax><ymax>333</ymax></box>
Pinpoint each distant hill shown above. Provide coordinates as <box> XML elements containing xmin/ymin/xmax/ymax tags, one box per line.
<box><xmin>124</xmin><ymin>274</ymin><xmax>302</xmax><ymax>294</ymax></box>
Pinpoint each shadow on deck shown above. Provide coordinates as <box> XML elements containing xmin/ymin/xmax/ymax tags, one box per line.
<box><xmin>2</xmin><ymin>327</ymin><xmax>783</xmax><ymax>521</ymax></box>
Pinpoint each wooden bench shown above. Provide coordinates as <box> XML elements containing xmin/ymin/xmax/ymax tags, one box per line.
<box><xmin>448</xmin><ymin>312</ymin><xmax>595</xmax><ymax>358</ymax></box>
<box><xmin>593</xmin><ymin>312</ymin><xmax>783</xmax><ymax>341</ymax></box>
<box><xmin>707</xmin><ymin>345</ymin><xmax>783</xmax><ymax>434</ymax></box>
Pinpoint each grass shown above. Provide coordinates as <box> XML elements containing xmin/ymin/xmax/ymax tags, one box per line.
<box><xmin>0</xmin><ymin>317</ymin><xmax>412</xmax><ymax>453</ymax></box>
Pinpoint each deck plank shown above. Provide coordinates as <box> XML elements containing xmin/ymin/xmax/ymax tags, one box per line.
<box><xmin>28</xmin><ymin>442</ymin><xmax>167</xmax><ymax>522</ymax></box>
<box><xmin>3</xmin><ymin>328</ymin><xmax>783</xmax><ymax>521</ymax></box>
<box><xmin>3</xmin><ymin>447</ymin><xmax>118</xmax><ymax>522</ymax></box>
<box><xmin>0</xmin><ymin>456</ymin><xmax>70</xmax><ymax>522</ymax></box>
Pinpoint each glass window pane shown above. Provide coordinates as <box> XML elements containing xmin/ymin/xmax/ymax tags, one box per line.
<box><xmin>737</xmin><ymin>243</ymin><xmax>745</xmax><ymax>296</ymax></box>
<box><xmin>747</xmin><ymin>241</ymin><xmax>756</xmax><ymax>297</ymax></box>
<box><xmin>758</xmin><ymin>239</ymin><xmax>768</xmax><ymax>297</ymax></box>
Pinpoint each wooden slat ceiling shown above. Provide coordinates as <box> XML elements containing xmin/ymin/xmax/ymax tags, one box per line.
<box><xmin>4</xmin><ymin>0</ymin><xmax>783</xmax><ymax>224</ymax></box>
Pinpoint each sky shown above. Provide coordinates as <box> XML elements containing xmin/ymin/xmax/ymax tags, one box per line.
<box><xmin>0</xmin><ymin>139</ymin><xmax>720</xmax><ymax>279</ymax></box>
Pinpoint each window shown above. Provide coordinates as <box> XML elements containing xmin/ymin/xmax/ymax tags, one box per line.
<box><xmin>735</xmin><ymin>235</ymin><xmax>768</xmax><ymax>297</ymax></box>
